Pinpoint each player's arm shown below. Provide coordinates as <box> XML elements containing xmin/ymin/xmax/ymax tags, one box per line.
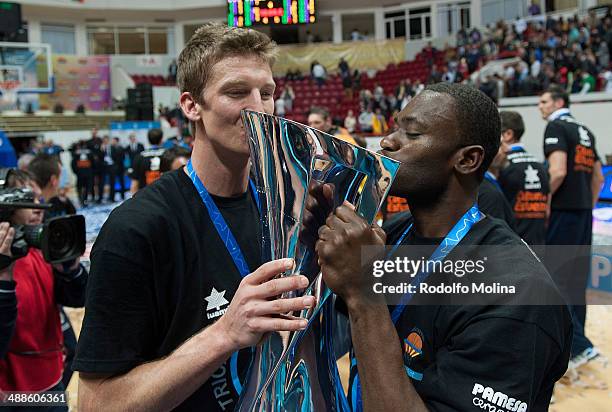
<box><xmin>591</xmin><ymin>160</ymin><xmax>604</xmax><ymax>208</ymax></box>
<box><xmin>79</xmin><ymin>259</ymin><xmax>314</xmax><ymax>412</ymax></box>
<box><xmin>547</xmin><ymin>150</ymin><xmax>567</xmax><ymax>196</ymax></box>
<box><xmin>316</xmin><ymin>203</ymin><xmax>427</xmax><ymax>412</ymax></box>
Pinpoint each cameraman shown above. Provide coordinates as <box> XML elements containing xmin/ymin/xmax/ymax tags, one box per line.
<box><xmin>0</xmin><ymin>170</ymin><xmax>87</xmax><ymax>406</ymax></box>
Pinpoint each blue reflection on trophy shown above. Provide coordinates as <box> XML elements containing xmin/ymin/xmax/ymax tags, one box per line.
<box><xmin>237</xmin><ymin>110</ymin><xmax>400</xmax><ymax>411</ymax></box>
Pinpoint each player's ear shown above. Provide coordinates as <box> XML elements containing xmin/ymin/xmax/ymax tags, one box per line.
<box><xmin>180</xmin><ymin>92</ymin><xmax>201</xmax><ymax>123</ymax></box>
<box><xmin>454</xmin><ymin>145</ymin><xmax>484</xmax><ymax>176</ymax></box>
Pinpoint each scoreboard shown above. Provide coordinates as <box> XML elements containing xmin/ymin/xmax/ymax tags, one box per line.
<box><xmin>228</xmin><ymin>0</ymin><xmax>316</xmax><ymax>27</ymax></box>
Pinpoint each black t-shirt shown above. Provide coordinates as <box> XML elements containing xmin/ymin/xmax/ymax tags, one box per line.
<box><xmin>73</xmin><ymin>169</ymin><xmax>262</xmax><ymax>411</ymax></box>
<box><xmin>499</xmin><ymin>146</ymin><xmax>550</xmax><ymax>245</ymax></box>
<box><xmin>477</xmin><ymin>178</ymin><xmax>517</xmax><ymax>231</ymax></box>
<box><xmin>543</xmin><ymin>112</ymin><xmax>599</xmax><ymax>210</ymax></box>
<box><xmin>129</xmin><ymin>146</ymin><xmax>166</xmax><ymax>190</ymax></box>
<box><xmin>347</xmin><ymin>213</ymin><xmax>571</xmax><ymax>411</ymax></box>
<box><xmin>71</xmin><ymin>147</ymin><xmax>94</xmax><ymax>173</ymax></box>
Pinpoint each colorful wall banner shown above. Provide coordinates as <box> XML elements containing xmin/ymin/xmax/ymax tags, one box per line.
<box><xmin>39</xmin><ymin>55</ymin><xmax>111</xmax><ymax>111</ymax></box>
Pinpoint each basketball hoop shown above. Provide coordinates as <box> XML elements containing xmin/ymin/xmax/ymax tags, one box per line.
<box><xmin>0</xmin><ymin>80</ymin><xmax>20</xmax><ymax>108</ymax></box>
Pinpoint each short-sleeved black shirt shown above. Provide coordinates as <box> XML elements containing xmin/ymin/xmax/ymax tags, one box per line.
<box><xmin>347</xmin><ymin>213</ymin><xmax>571</xmax><ymax>411</ymax></box>
<box><xmin>543</xmin><ymin>112</ymin><xmax>599</xmax><ymax>210</ymax></box>
<box><xmin>73</xmin><ymin>169</ymin><xmax>262</xmax><ymax>411</ymax></box>
<box><xmin>129</xmin><ymin>146</ymin><xmax>166</xmax><ymax>190</ymax></box>
<box><xmin>498</xmin><ymin>146</ymin><xmax>550</xmax><ymax>245</ymax></box>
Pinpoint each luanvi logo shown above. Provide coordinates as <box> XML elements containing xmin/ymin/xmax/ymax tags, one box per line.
<box><xmin>205</xmin><ymin>287</ymin><xmax>229</xmax><ymax>320</ymax></box>
<box><xmin>471</xmin><ymin>383</ymin><xmax>528</xmax><ymax>412</ymax></box>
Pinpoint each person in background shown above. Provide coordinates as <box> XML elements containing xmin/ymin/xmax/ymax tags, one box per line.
<box><xmin>111</xmin><ymin>137</ymin><xmax>126</xmax><ymax>201</ymax></box>
<box><xmin>129</xmin><ymin>128</ymin><xmax>166</xmax><ymax>194</ymax></box>
<box><xmin>539</xmin><ymin>85</ymin><xmax>604</xmax><ymax>370</ymax></box>
<box><xmin>344</xmin><ymin>110</ymin><xmax>357</xmax><ymax>134</ymax></box>
<box><xmin>70</xmin><ymin>141</ymin><xmax>95</xmax><ymax>207</ymax></box>
<box><xmin>497</xmin><ymin>111</ymin><xmax>550</xmax><ymax>246</ymax></box>
<box><xmin>358</xmin><ymin>106</ymin><xmax>374</xmax><ymax>133</ymax></box>
<box><xmin>125</xmin><ymin>133</ymin><xmax>145</xmax><ymax>170</ymax></box>
<box><xmin>160</xmin><ymin>146</ymin><xmax>192</xmax><ymax>174</ymax></box>
<box><xmin>0</xmin><ymin>169</ymin><xmax>87</xmax><ymax>403</ymax></box>
<box><xmin>308</xmin><ymin>106</ymin><xmax>358</xmax><ymax>146</ymax></box>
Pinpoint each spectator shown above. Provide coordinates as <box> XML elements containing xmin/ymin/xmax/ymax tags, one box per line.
<box><xmin>344</xmin><ymin>109</ymin><xmax>357</xmax><ymax>133</ymax></box>
<box><xmin>275</xmin><ymin>97</ymin><xmax>286</xmax><ymax>117</ymax></box>
<box><xmin>579</xmin><ymin>70</ymin><xmax>596</xmax><ymax>94</ymax></box>
<box><xmin>371</xmin><ymin>108</ymin><xmax>388</xmax><ymax>135</ymax></box>
<box><xmin>311</xmin><ymin>61</ymin><xmax>327</xmax><ymax>87</ymax></box>
<box><xmin>351</xmin><ymin>28</ymin><xmax>362</xmax><ymax>41</ymax></box>
<box><xmin>279</xmin><ymin>86</ymin><xmax>295</xmax><ymax>112</ymax></box>
<box><xmin>358</xmin><ymin>106</ymin><xmax>374</xmax><ymax>133</ymax></box>
<box><xmin>168</xmin><ymin>59</ymin><xmax>178</xmax><ymax>84</ymax></box>
<box><xmin>308</xmin><ymin>106</ymin><xmax>357</xmax><ymax>145</ymax></box>
<box><xmin>373</xmin><ymin>83</ymin><xmax>384</xmax><ymax>102</ymax></box>
<box><xmin>338</xmin><ymin>58</ymin><xmax>350</xmax><ymax>78</ymax></box>
<box><xmin>601</xmin><ymin>69</ymin><xmax>612</xmax><ymax>93</ymax></box>
<box><xmin>528</xmin><ymin>1</ymin><xmax>541</xmax><ymax>16</ymax></box>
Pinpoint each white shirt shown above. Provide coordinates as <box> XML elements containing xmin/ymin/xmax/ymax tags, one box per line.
<box><xmin>312</xmin><ymin>64</ymin><xmax>326</xmax><ymax>79</ymax></box>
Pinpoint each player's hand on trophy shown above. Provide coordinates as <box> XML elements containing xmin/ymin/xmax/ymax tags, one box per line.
<box><xmin>316</xmin><ymin>201</ymin><xmax>386</xmax><ymax>308</ymax></box>
<box><xmin>300</xmin><ymin>182</ymin><xmax>334</xmax><ymax>250</ymax></box>
<box><xmin>215</xmin><ymin>258</ymin><xmax>315</xmax><ymax>351</ymax></box>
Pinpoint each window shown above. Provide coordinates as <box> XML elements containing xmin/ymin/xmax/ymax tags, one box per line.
<box><xmin>88</xmin><ymin>27</ymin><xmax>115</xmax><ymax>55</ymax></box>
<box><xmin>408</xmin><ymin>7</ymin><xmax>432</xmax><ymax>40</ymax></box>
<box><xmin>41</xmin><ymin>24</ymin><xmax>76</xmax><ymax>54</ymax></box>
<box><xmin>87</xmin><ymin>26</ymin><xmax>171</xmax><ymax>55</ymax></box>
<box><xmin>439</xmin><ymin>2</ymin><xmax>471</xmax><ymax>36</ymax></box>
<box><xmin>384</xmin><ymin>10</ymin><xmax>407</xmax><ymax>39</ymax></box>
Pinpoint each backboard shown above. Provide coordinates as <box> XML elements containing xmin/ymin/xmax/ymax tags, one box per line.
<box><xmin>0</xmin><ymin>41</ymin><xmax>54</xmax><ymax>108</ymax></box>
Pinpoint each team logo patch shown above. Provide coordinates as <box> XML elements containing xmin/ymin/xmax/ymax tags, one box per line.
<box><xmin>205</xmin><ymin>287</ymin><xmax>229</xmax><ymax>320</ymax></box>
<box><xmin>402</xmin><ymin>328</ymin><xmax>424</xmax><ymax>381</ymax></box>
<box><xmin>578</xmin><ymin>127</ymin><xmax>592</xmax><ymax>147</ymax></box>
<box><xmin>523</xmin><ymin>165</ymin><xmax>541</xmax><ymax>190</ymax></box>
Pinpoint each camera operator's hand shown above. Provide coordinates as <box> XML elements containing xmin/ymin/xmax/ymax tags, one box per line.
<box><xmin>52</xmin><ymin>258</ymin><xmax>83</xmax><ymax>280</ymax></box>
<box><xmin>0</xmin><ymin>222</ymin><xmax>15</xmax><ymax>281</ymax></box>
<box><xmin>214</xmin><ymin>258</ymin><xmax>315</xmax><ymax>352</ymax></box>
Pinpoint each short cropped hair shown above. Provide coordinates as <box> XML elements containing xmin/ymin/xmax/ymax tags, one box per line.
<box><xmin>148</xmin><ymin>128</ymin><xmax>163</xmax><ymax>145</ymax></box>
<box><xmin>177</xmin><ymin>23</ymin><xmax>278</xmax><ymax>104</ymax></box>
<box><xmin>308</xmin><ymin>106</ymin><xmax>330</xmax><ymax>120</ymax></box>
<box><xmin>544</xmin><ymin>85</ymin><xmax>570</xmax><ymax>108</ymax></box>
<box><xmin>27</xmin><ymin>154</ymin><xmax>61</xmax><ymax>189</ymax></box>
<box><xmin>160</xmin><ymin>146</ymin><xmax>192</xmax><ymax>173</ymax></box>
<box><xmin>425</xmin><ymin>83</ymin><xmax>501</xmax><ymax>179</ymax></box>
<box><xmin>499</xmin><ymin>111</ymin><xmax>525</xmax><ymax>141</ymax></box>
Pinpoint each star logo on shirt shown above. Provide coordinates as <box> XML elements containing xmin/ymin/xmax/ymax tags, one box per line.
<box><xmin>524</xmin><ymin>165</ymin><xmax>542</xmax><ymax>190</ymax></box>
<box><xmin>578</xmin><ymin>127</ymin><xmax>591</xmax><ymax>147</ymax></box>
<box><xmin>205</xmin><ymin>287</ymin><xmax>229</xmax><ymax>312</ymax></box>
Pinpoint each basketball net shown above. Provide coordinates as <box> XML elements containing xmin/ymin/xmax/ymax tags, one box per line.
<box><xmin>0</xmin><ymin>80</ymin><xmax>20</xmax><ymax>108</ymax></box>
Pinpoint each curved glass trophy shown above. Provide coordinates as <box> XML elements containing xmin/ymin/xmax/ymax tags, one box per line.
<box><xmin>237</xmin><ymin>110</ymin><xmax>400</xmax><ymax>411</ymax></box>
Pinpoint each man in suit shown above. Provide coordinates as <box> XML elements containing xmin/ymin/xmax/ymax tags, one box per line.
<box><xmin>125</xmin><ymin>133</ymin><xmax>145</xmax><ymax>173</ymax></box>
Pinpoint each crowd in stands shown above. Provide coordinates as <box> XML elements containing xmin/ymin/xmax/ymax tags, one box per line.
<box><xmin>273</xmin><ymin>9</ymin><xmax>612</xmax><ymax>135</ymax></box>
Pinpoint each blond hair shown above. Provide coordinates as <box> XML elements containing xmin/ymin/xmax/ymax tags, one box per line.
<box><xmin>177</xmin><ymin>23</ymin><xmax>278</xmax><ymax>103</ymax></box>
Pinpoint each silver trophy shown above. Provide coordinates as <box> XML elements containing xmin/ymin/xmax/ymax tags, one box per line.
<box><xmin>237</xmin><ymin>110</ymin><xmax>400</xmax><ymax>411</ymax></box>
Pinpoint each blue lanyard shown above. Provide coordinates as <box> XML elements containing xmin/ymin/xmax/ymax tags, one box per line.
<box><xmin>484</xmin><ymin>171</ymin><xmax>502</xmax><ymax>193</ymax></box>
<box><xmin>186</xmin><ymin>159</ymin><xmax>259</xmax><ymax>277</ymax></box>
<box><xmin>351</xmin><ymin>204</ymin><xmax>483</xmax><ymax>411</ymax></box>
<box><xmin>186</xmin><ymin>160</ymin><xmax>261</xmax><ymax>395</ymax></box>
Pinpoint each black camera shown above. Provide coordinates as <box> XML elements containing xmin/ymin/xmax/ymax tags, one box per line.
<box><xmin>0</xmin><ymin>186</ymin><xmax>86</xmax><ymax>264</ymax></box>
